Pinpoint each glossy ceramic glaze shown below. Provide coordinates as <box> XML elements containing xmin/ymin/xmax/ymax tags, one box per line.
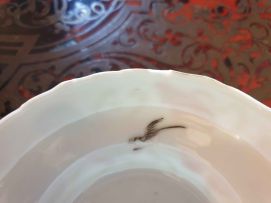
<box><xmin>0</xmin><ymin>69</ymin><xmax>271</xmax><ymax>203</ymax></box>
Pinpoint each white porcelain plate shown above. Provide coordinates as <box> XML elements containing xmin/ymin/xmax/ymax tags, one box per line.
<box><xmin>0</xmin><ymin>69</ymin><xmax>271</xmax><ymax>203</ymax></box>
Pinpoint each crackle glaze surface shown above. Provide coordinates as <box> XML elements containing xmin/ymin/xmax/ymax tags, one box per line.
<box><xmin>0</xmin><ymin>70</ymin><xmax>270</xmax><ymax>202</ymax></box>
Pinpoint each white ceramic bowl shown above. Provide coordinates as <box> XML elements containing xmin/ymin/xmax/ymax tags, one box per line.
<box><xmin>0</xmin><ymin>69</ymin><xmax>271</xmax><ymax>203</ymax></box>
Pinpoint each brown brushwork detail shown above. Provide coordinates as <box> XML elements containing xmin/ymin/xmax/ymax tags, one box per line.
<box><xmin>133</xmin><ymin>147</ymin><xmax>143</xmax><ymax>151</ymax></box>
<box><xmin>129</xmin><ymin>118</ymin><xmax>186</xmax><ymax>142</ymax></box>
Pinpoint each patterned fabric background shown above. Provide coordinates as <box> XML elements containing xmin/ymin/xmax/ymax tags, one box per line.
<box><xmin>0</xmin><ymin>0</ymin><xmax>271</xmax><ymax>118</ymax></box>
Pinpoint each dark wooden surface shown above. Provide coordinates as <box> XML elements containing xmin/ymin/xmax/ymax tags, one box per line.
<box><xmin>1</xmin><ymin>0</ymin><xmax>271</xmax><ymax>118</ymax></box>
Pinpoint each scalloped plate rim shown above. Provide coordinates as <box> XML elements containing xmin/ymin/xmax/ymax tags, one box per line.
<box><xmin>1</xmin><ymin>69</ymin><xmax>271</xmax><ymax>124</ymax></box>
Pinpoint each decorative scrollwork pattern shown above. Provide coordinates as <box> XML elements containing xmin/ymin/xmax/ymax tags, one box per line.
<box><xmin>0</xmin><ymin>0</ymin><xmax>124</xmax><ymax>29</ymax></box>
<box><xmin>1</xmin><ymin>0</ymin><xmax>271</xmax><ymax>118</ymax></box>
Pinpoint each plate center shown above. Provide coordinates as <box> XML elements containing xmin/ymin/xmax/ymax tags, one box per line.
<box><xmin>75</xmin><ymin>169</ymin><xmax>210</xmax><ymax>203</ymax></box>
